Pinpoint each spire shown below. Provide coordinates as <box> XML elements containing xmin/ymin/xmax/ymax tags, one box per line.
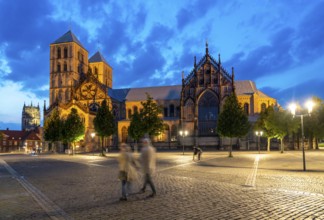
<box><xmin>31</xmin><ymin>101</ymin><xmax>33</xmax><ymax>107</ymax></box>
<box><xmin>232</xmin><ymin>67</ymin><xmax>235</xmax><ymax>93</ymax></box>
<box><xmin>194</xmin><ymin>56</ymin><xmax>197</xmax><ymax>68</ymax></box>
<box><xmin>205</xmin><ymin>40</ymin><xmax>209</xmax><ymax>55</ymax></box>
<box><xmin>182</xmin><ymin>71</ymin><xmax>185</xmax><ymax>85</ymax></box>
<box><xmin>43</xmin><ymin>100</ymin><xmax>46</xmax><ymax>111</ymax></box>
<box><xmin>218</xmin><ymin>53</ymin><xmax>221</xmax><ymax>65</ymax></box>
<box><xmin>37</xmin><ymin>102</ymin><xmax>40</xmax><ymax>109</ymax></box>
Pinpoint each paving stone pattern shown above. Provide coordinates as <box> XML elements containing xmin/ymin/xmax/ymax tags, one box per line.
<box><xmin>1</xmin><ymin>152</ymin><xmax>324</xmax><ymax>219</ymax></box>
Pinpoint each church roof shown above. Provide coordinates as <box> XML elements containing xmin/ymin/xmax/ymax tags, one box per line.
<box><xmin>89</xmin><ymin>51</ymin><xmax>111</xmax><ymax>66</ymax></box>
<box><xmin>108</xmin><ymin>80</ymin><xmax>274</xmax><ymax>102</ymax></box>
<box><xmin>51</xmin><ymin>30</ymin><xmax>85</xmax><ymax>49</ymax></box>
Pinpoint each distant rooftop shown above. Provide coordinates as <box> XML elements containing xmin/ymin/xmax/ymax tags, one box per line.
<box><xmin>51</xmin><ymin>30</ymin><xmax>85</xmax><ymax>49</ymax></box>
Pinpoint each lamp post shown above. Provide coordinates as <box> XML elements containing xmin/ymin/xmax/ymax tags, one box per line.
<box><xmin>255</xmin><ymin>131</ymin><xmax>263</xmax><ymax>154</ymax></box>
<box><xmin>289</xmin><ymin>100</ymin><xmax>314</xmax><ymax>171</ymax></box>
<box><xmin>179</xmin><ymin>130</ymin><xmax>188</xmax><ymax>155</ymax></box>
<box><xmin>91</xmin><ymin>132</ymin><xmax>96</xmax><ymax>153</ymax></box>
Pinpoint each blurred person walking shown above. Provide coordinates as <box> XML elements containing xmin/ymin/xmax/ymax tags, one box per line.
<box><xmin>118</xmin><ymin>143</ymin><xmax>138</xmax><ymax>201</ymax></box>
<box><xmin>139</xmin><ymin>138</ymin><xmax>157</xmax><ymax>197</ymax></box>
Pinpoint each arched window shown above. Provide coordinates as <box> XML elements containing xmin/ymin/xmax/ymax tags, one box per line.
<box><xmin>133</xmin><ymin>106</ymin><xmax>138</xmax><ymax>114</ymax></box>
<box><xmin>121</xmin><ymin>126</ymin><xmax>128</xmax><ymax>143</ymax></box>
<box><xmin>261</xmin><ymin>103</ymin><xmax>266</xmax><ymax>113</ymax></box>
<box><xmin>57</xmin><ymin>63</ymin><xmax>61</xmax><ymax>72</ymax></box>
<box><xmin>164</xmin><ymin>107</ymin><xmax>168</xmax><ymax>117</ymax></box>
<box><xmin>63</xmin><ymin>62</ymin><xmax>67</xmax><ymax>71</ymax></box>
<box><xmin>198</xmin><ymin>90</ymin><xmax>218</xmax><ymax>136</ymax></box>
<box><xmin>176</xmin><ymin>106</ymin><xmax>180</xmax><ymax>117</ymax></box>
<box><xmin>169</xmin><ymin>104</ymin><xmax>175</xmax><ymax>117</ymax></box>
<box><xmin>244</xmin><ymin>103</ymin><xmax>249</xmax><ymax>115</ymax></box>
<box><xmin>57</xmin><ymin>48</ymin><xmax>61</xmax><ymax>59</ymax></box>
<box><xmin>64</xmin><ymin>47</ymin><xmax>68</xmax><ymax>58</ymax></box>
<box><xmin>184</xmin><ymin>99</ymin><xmax>194</xmax><ymax>120</ymax></box>
<box><xmin>65</xmin><ymin>89</ymin><xmax>69</xmax><ymax>102</ymax></box>
<box><xmin>127</xmin><ymin>109</ymin><xmax>132</xmax><ymax>119</ymax></box>
<box><xmin>171</xmin><ymin>124</ymin><xmax>177</xmax><ymax>141</ymax></box>
<box><xmin>94</xmin><ymin>67</ymin><xmax>98</xmax><ymax>76</ymax></box>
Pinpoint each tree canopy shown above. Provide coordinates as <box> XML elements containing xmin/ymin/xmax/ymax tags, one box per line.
<box><xmin>93</xmin><ymin>99</ymin><xmax>116</xmax><ymax>155</ymax></box>
<box><xmin>128</xmin><ymin>111</ymin><xmax>145</xmax><ymax>142</ymax></box>
<box><xmin>217</xmin><ymin>93</ymin><xmax>250</xmax><ymax>157</ymax></box>
<box><xmin>140</xmin><ymin>93</ymin><xmax>164</xmax><ymax>137</ymax></box>
<box><xmin>62</xmin><ymin>108</ymin><xmax>85</xmax><ymax>154</ymax></box>
<box><xmin>44</xmin><ymin>108</ymin><xmax>62</xmax><ymax>143</ymax></box>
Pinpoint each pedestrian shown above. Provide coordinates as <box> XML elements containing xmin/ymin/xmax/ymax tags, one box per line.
<box><xmin>118</xmin><ymin>143</ymin><xmax>138</xmax><ymax>201</ymax></box>
<box><xmin>193</xmin><ymin>146</ymin><xmax>203</xmax><ymax>161</ymax></box>
<box><xmin>139</xmin><ymin>138</ymin><xmax>157</xmax><ymax>197</ymax></box>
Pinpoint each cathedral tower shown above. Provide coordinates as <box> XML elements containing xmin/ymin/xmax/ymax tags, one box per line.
<box><xmin>22</xmin><ymin>103</ymin><xmax>40</xmax><ymax>131</ymax></box>
<box><xmin>50</xmin><ymin>30</ymin><xmax>89</xmax><ymax>105</ymax></box>
<box><xmin>89</xmin><ymin>51</ymin><xmax>113</xmax><ymax>88</ymax></box>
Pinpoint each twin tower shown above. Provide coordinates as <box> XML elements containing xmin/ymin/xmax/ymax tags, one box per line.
<box><xmin>49</xmin><ymin>30</ymin><xmax>112</xmax><ymax>106</ymax></box>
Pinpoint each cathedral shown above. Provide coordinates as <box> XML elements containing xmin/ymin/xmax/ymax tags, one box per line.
<box><xmin>44</xmin><ymin>30</ymin><xmax>276</xmax><ymax>151</ymax></box>
<box><xmin>22</xmin><ymin>103</ymin><xmax>41</xmax><ymax>131</ymax></box>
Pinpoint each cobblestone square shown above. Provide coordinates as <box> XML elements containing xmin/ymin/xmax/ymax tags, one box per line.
<box><xmin>1</xmin><ymin>151</ymin><xmax>324</xmax><ymax>219</ymax></box>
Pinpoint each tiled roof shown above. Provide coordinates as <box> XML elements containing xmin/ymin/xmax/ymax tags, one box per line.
<box><xmin>0</xmin><ymin>130</ymin><xmax>40</xmax><ymax>141</ymax></box>
<box><xmin>51</xmin><ymin>30</ymin><xmax>85</xmax><ymax>49</ymax></box>
<box><xmin>108</xmin><ymin>80</ymin><xmax>274</xmax><ymax>102</ymax></box>
<box><xmin>125</xmin><ymin>85</ymin><xmax>182</xmax><ymax>101</ymax></box>
<box><xmin>108</xmin><ymin>88</ymin><xmax>130</xmax><ymax>102</ymax></box>
<box><xmin>89</xmin><ymin>51</ymin><xmax>110</xmax><ymax>66</ymax></box>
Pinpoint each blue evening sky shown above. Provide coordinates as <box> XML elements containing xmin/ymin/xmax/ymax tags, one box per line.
<box><xmin>0</xmin><ymin>0</ymin><xmax>323</xmax><ymax>130</ymax></box>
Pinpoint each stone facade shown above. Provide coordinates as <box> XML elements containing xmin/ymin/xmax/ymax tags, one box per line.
<box><xmin>44</xmin><ymin>31</ymin><xmax>276</xmax><ymax>151</ymax></box>
<box><xmin>22</xmin><ymin>103</ymin><xmax>40</xmax><ymax>131</ymax></box>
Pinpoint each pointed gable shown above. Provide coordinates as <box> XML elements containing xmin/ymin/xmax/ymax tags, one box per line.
<box><xmin>89</xmin><ymin>51</ymin><xmax>110</xmax><ymax>66</ymax></box>
<box><xmin>51</xmin><ymin>30</ymin><xmax>85</xmax><ymax>49</ymax></box>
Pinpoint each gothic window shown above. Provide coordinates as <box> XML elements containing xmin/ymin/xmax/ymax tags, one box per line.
<box><xmin>261</xmin><ymin>103</ymin><xmax>266</xmax><ymax>113</ymax></box>
<box><xmin>199</xmin><ymin>79</ymin><xmax>204</xmax><ymax>86</ymax></box>
<box><xmin>171</xmin><ymin>124</ymin><xmax>177</xmax><ymax>141</ymax></box>
<box><xmin>198</xmin><ymin>90</ymin><xmax>218</xmax><ymax>136</ymax></box>
<box><xmin>133</xmin><ymin>106</ymin><xmax>138</xmax><ymax>114</ymax></box>
<box><xmin>244</xmin><ymin>103</ymin><xmax>249</xmax><ymax>115</ymax></box>
<box><xmin>64</xmin><ymin>47</ymin><xmax>68</xmax><ymax>58</ymax></box>
<box><xmin>113</xmin><ymin>104</ymin><xmax>119</xmax><ymax>118</ymax></box>
<box><xmin>213</xmin><ymin>78</ymin><xmax>218</xmax><ymax>84</ymax></box>
<box><xmin>176</xmin><ymin>106</ymin><xmax>180</xmax><ymax>117</ymax></box>
<box><xmin>65</xmin><ymin>89</ymin><xmax>69</xmax><ymax>102</ymax></box>
<box><xmin>169</xmin><ymin>104</ymin><xmax>175</xmax><ymax>117</ymax></box>
<box><xmin>127</xmin><ymin>109</ymin><xmax>132</xmax><ymax>119</ymax></box>
<box><xmin>94</xmin><ymin>67</ymin><xmax>98</xmax><ymax>76</ymax></box>
<box><xmin>57</xmin><ymin>63</ymin><xmax>61</xmax><ymax>72</ymax></box>
<box><xmin>164</xmin><ymin>107</ymin><xmax>168</xmax><ymax>117</ymax></box>
<box><xmin>184</xmin><ymin>99</ymin><xmax>194</xmax><ymax>120</ymax></box>
<box><xmin>64</xmin><ymin>62</ymin><xmax>67</xmax><ymax>72</ymax></box>
<box><xmin>57</xmin><ymin>48</ymin><xmax>61</xmax><ymax>59</ymax></box>
<box><xmin>121</xmin><ymin>126</ymin><xmax>128</xmax><ymax>143</ymax></box>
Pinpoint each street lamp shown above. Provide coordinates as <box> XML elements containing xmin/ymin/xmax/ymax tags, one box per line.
<box><xmin>91</xmin><ymin>132</ymin><xmax>96</xmax><ymax>153</ymax></box>
<box><xmin>289</xmin><ymin>100</ymin><xmax>314</xmax><ymax>171</ymax></box>
<box><xmin>255</xmin><ymin>131</ymin><xmax>263</xmax><ymax>154</ymax></box>
<box><xmin>179</xmin><ymin>130</ymin><xmax>188</xmax><ymax>155</ymax></box>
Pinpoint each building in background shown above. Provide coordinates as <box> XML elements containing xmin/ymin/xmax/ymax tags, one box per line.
<box><xmin>44</xmin><ymin>30</ymin><xmax>277</xmax><ymax>151</ymax></box>
<box><xmin>0</xmin><ymin>128</ymin><xmax>41</xmax><ymax>153</ymax></box>
<box><xmin>22</xmin><ymin>103</ymin><xmax>41</xmax><ymax>131</ymax></box>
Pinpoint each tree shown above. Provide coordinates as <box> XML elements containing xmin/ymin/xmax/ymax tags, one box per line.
<box><xmin>264</xmin><ymin>109</ymin><xmax>299</xmax><ymax>153</ymax></box>
<box><xmin>254</xmin><ymin>106</ymin><xmax>277</xmax><ymax>152</ymax></box>
<box><xmin>93</xmin><ymin>99</ymin><xmax>116</xmax><ymax>156</ymax></box>
<box><xmin>62</xmin><ymin>108</ymin><xmax>85</xmax><ymax>155</ymax></box>
<box><xmin>217</xmin><ymin>93</ymin><xmax>250</xmax><ymax>157</ymax></box>
<box><xmin>128</xmin><ymin>111</ymin><xmax>146</xmax><ymax>146</ymax></box>
<box><xmin>140</xmin><ymin>94</ymin><xmax>164</xmax><ymax>137</ymax></box>
<box><xmin>43</xmin><ymin>108</ymin><xmax>63</xmax><ymax>152</ymax></box>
